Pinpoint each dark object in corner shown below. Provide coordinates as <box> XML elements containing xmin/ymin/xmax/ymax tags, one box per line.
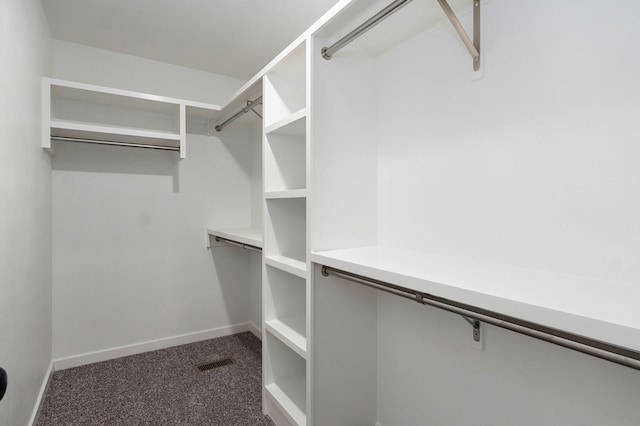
<box><xmin>0</xmin><ymin>367</ymin><xmax>7</xmax><ymax>401</ymax></box>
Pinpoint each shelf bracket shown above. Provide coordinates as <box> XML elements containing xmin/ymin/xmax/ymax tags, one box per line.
<box><xmin>247</xmin><ymin>101</ymin><xmax>263</xmax><ymax>119</ymax></box>
<box><xmin>437</xmin><ymin>0</ymin><xmax>481</xmax><ymax>71</ymax></box>
<box><xmin>462</xmin><ymin>316</ymin><xmax>481</xmax><ymax>342</ymax></box>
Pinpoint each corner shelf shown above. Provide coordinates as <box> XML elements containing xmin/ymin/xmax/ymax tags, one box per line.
<box><xmin>265</xmin><ymin>256</ymin><xmax>307</xmax><ymax>278</ymax></box>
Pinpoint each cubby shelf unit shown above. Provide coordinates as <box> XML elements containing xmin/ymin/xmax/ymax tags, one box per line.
<box><xmin>262</xmin><ymin>37</ymin><xmax>311</xmax><ymax>426</ymax></box>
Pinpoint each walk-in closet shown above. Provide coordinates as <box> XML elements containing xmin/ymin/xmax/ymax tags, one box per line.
<box><xmin>2</xmin><ymin>0</ymin><xmax>640</xmax><ymax>425</ymax></box>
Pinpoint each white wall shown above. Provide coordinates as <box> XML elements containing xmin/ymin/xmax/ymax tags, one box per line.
<box><xmin>50</xmin><ymin>45</ymin><xmax>263</xmax><ymax>363</ymax></box>
<box><xmin>377</xmin><ymin>0</ymin><xmax>640</xmax><ymax>284</ymax></box>
<box><xmin>0</xmin><ymin>0</ymin><xmax>52</xmax><ymax>424</ymax></box>
<box><xmin>374</xmin><ymin>1</ymin><xmax>640</xmax><ymax>424</ymax></box>
<box><xmin>52</xmin><ymin>40</ymin><xmax>245</xmax><ymax>105</ymax></box>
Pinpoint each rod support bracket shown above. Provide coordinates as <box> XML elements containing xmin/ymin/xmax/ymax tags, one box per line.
<box><xmin>437</xmin><ymin>0</ymin><xmax>481</xmax><ymax>71</ymax></box>
<box><xmin>462</xmin><ymin>316</ymin><xmax>481</xmax><ymax>342</ymax></box>
<box><xmin>321</xmin><ymin>265</ymin><xmax>330</xmax><ymax>276</ymax></box>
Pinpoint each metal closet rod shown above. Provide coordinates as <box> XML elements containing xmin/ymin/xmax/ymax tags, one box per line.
<box><xmin>321</xmin><ymin>0</ymin><xmax>413</xmax><ymax>60</ymax></box>
<box><xmin>215</xmin><ymin>96</ymin><xmax>263</xmax><ymax>132</ymax></box>
<box><xmin>51</xmin><ymin>136</ymin><xmax>180</xmax><ymax>151</ymax></box>
<box><xmin>320</xmin><ymin>265</ymin><xmax>640</xmax><ymax>372</ymax></box>
<box><xmin>321</xmin><ymin>0</ymin><xmax>481</xmax><ymax>71</ymax></box>
<box><xmin>214</xmin><ymin>236</ymin><xmax>262</xmax><ymax>253</ymax></box>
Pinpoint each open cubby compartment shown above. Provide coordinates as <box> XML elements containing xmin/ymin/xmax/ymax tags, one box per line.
<box><xmin>263</xmin><ymin>42</ymin><xmax>307</xmax><ymax>128</ymax></box>
<box><xmin>264</xmin><ymin>265</ymin><xmax>307</xmax><ymax>357</ymax></box>
<box><xmin>264</xmin><ymin>332</ymin><xmax>307</xmax><ymax>426</ymax></box>
<box><xmin>265</xmin><ymin>114</ymin><xmax>306</xmax><ymax>193</ymax></box>
<box><xmin>49</xmin><ymin>83</ymin><xmax>181</xmax><ymax>134</ymax></box>
<box><xmin>264</xmin><ymin>198</ymin><xmax>307</xmax><ymax>272</ymax></box>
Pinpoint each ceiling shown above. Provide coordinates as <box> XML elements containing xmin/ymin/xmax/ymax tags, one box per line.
<box><xmin>41</xmin><ymin>0</ymin><xmax>342</xmax><ymax>80</ymax></box>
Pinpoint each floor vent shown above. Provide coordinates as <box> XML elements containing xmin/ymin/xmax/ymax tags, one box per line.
<box><xmin>196</xmin><ymin>357</ymin><xmax>235</xmax><ymax>372</ymax></box>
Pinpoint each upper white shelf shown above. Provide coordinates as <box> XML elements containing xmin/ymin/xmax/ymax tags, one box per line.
<box><xmin>43</xmin><ymin>78</ymin><xmax>223</xmax><ymax>158</ymax></box>
<box><xmin>207</xmin><ymin>228</ymin><xmax>263</xmax><ymax>249</ymax></box>
<box><xmin>311</xmin><ymin>246</ymin><xmax>640</xmax><ymax>353</ymax></box>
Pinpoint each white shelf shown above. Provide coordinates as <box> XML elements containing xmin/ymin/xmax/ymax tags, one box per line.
<box><xmin>207</xmin><ymin>228</ymin><xmax>263</xmax><ymax>248</ymax></box>
<box><xmin>265</xmin><ymin>189</ymin><xmax>308</xmax><ymax>199</ymax></box>
<box><xmin>50</xmin><ymin>121</ymin><xmax>181</xmax><ymax>147</ymax></box>
<box><xmin>265</xmin><ymin>375</ymin><xmax>307</xmax><ymax>426</ymax></box>
<box><xmin>311</xmin><ymin>246</ymin><xmax>640</xmax><ymax>352</ymax></box>
<box><xmin>265</xmin><ymin>108</ymin><xmax>307</xmax><ymax>135</ymax></box>
<box><xmin>265</xmin><ymin>316</ymin><xmax>307</xmax><ymax>359</ymax></box>
<box><xmin>265</xmin><ymin>256</ymin><xmax>307</xmax><ymax>278</ymax></box>
<box><xmin>263</xmin><ymin>43</ymin><xmax>307</xmax><ymax>128</ymax></box>
<box><xmin>43</xmin><ymin>78</ymin><xmax>223</xmax><ymax>158</ymax></box>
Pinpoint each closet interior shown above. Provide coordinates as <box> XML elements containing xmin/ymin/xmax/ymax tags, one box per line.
<box><xmin>39</xmin><ymin>0</ymin><xmax>640</xmax><ymax>425</ymax></box>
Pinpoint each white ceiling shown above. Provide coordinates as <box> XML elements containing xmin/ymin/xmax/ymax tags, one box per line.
<box><xmin>41</xmin><ymin>0</ymin><xmax>341</xmax><ymax>80</ymax></box>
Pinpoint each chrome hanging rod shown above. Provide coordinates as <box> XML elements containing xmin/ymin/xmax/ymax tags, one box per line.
<box><xmin>51</xmin><ymin>136</ymin><xmax>180</xmax><ymax>151</ymax></box>
<box><xmin>320</xmin><ymin>265</ymin><xmax>640</xmax><ymax>371</ymax></box>
<box><xmin>215</xmin><ymin>96</ymin><xmax>263</xmax><ymax>132</ymax></box>
<box><xmin>321</xmin><ymin>0</ymin><xmax>413</xmax><ymax>60</ymax></box>
<box><xmin>213</xmin><ymin>236</ymin><xmax>262</xmax><ymax>253</ymax></box>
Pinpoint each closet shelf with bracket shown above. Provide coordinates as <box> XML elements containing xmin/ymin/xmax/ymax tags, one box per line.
<box><xmin>42</xmin><ymin>78</ymin><xmax>224</xmax><ymax>158</ymax></box>
<box><xmin>311</xmin><ymin>246</ymin><xmax>640</xmax><ymax>365</ymax></box>
<box><xmin>206</xmin><ymin>228</ymin><xmax>263</xmax><ymax>251</ymax></box>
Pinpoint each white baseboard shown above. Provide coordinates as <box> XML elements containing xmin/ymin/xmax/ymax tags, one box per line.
<box><xmin>29</xmin><ymin>360</ymin><xmax>54</xmax><ymax>426</ymax></box>
<box><xmin>53</xmin><ymin>322</ymin><xmax>254</xmax><ymax>371</ymax></box>
<box><xmin>248</xmin><ymin>321</ymin><xmax>262</xmax><ymax>340</ymax></box>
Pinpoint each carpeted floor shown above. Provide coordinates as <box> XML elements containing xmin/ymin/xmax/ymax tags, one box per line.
<box><xmin>36</xmin><ymin>332</ymin><xmax>274</xmax><ymax>425</ymax></box>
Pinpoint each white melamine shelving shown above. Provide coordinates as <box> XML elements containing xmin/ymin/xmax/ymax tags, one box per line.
<box><xmin>265</xmin><ymin>318</ymin><xmax>307</xmax><ymax>358</ymax></box>
<box><xmin>43</xmin><ymin>78</ymin><xmax>222</xmax><ymax>158</ymax></box>
<box><xmin>264</xmin><ymin>333</ymin><xmax>307</xmax><ymax>426</ymax></box>
<box><xmin>263</xmin><ymin>44</ymin><xmax>307</xmax><ymax>128</ymax></box>
<box><xmin>265</xmin><ymin>375</ymin><xmax>307</xmax><ymax>426</ymax></box>
<box><xmin>262</xmin><ymin>37</ymin><xmax>310</xmax><ymax>425</ymax></box>
<box><xmin>265</xmin><ymin>265</ymin><xmax>307</xmax><ymax>357</ymax></box>
<box><xmin>264</xmin><ymin>189</ymin><xmax>308</xmax><ymax>199</ymax></box>
<box><xmin>311</xmin><ymin>246</ymin><xmax>640</xmax><ymax>352</ymax></box>
<box><xmin>207</xmin><ymin>228</ymin><xmax>263</xmax><ymax>248</ymax></box>
<box><xmin>308</xmin><ymin>1</ymin><xmax>640</xmax><ymax>424</ymax></box>
<box><xmin>264</xmin><ymin>198</ymin><xmax>306</xmax><ymax>269</ymax></box>
<box><xmin>265</xmin><ymin>108</ymin><xmax>307</xmax><ymax>135</ymax></box>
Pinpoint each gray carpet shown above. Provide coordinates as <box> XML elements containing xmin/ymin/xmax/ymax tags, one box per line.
<box><xmin>36</xmin><ymin>332</ymin><xmax>274</xmax><ymax>425</ymax></box>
